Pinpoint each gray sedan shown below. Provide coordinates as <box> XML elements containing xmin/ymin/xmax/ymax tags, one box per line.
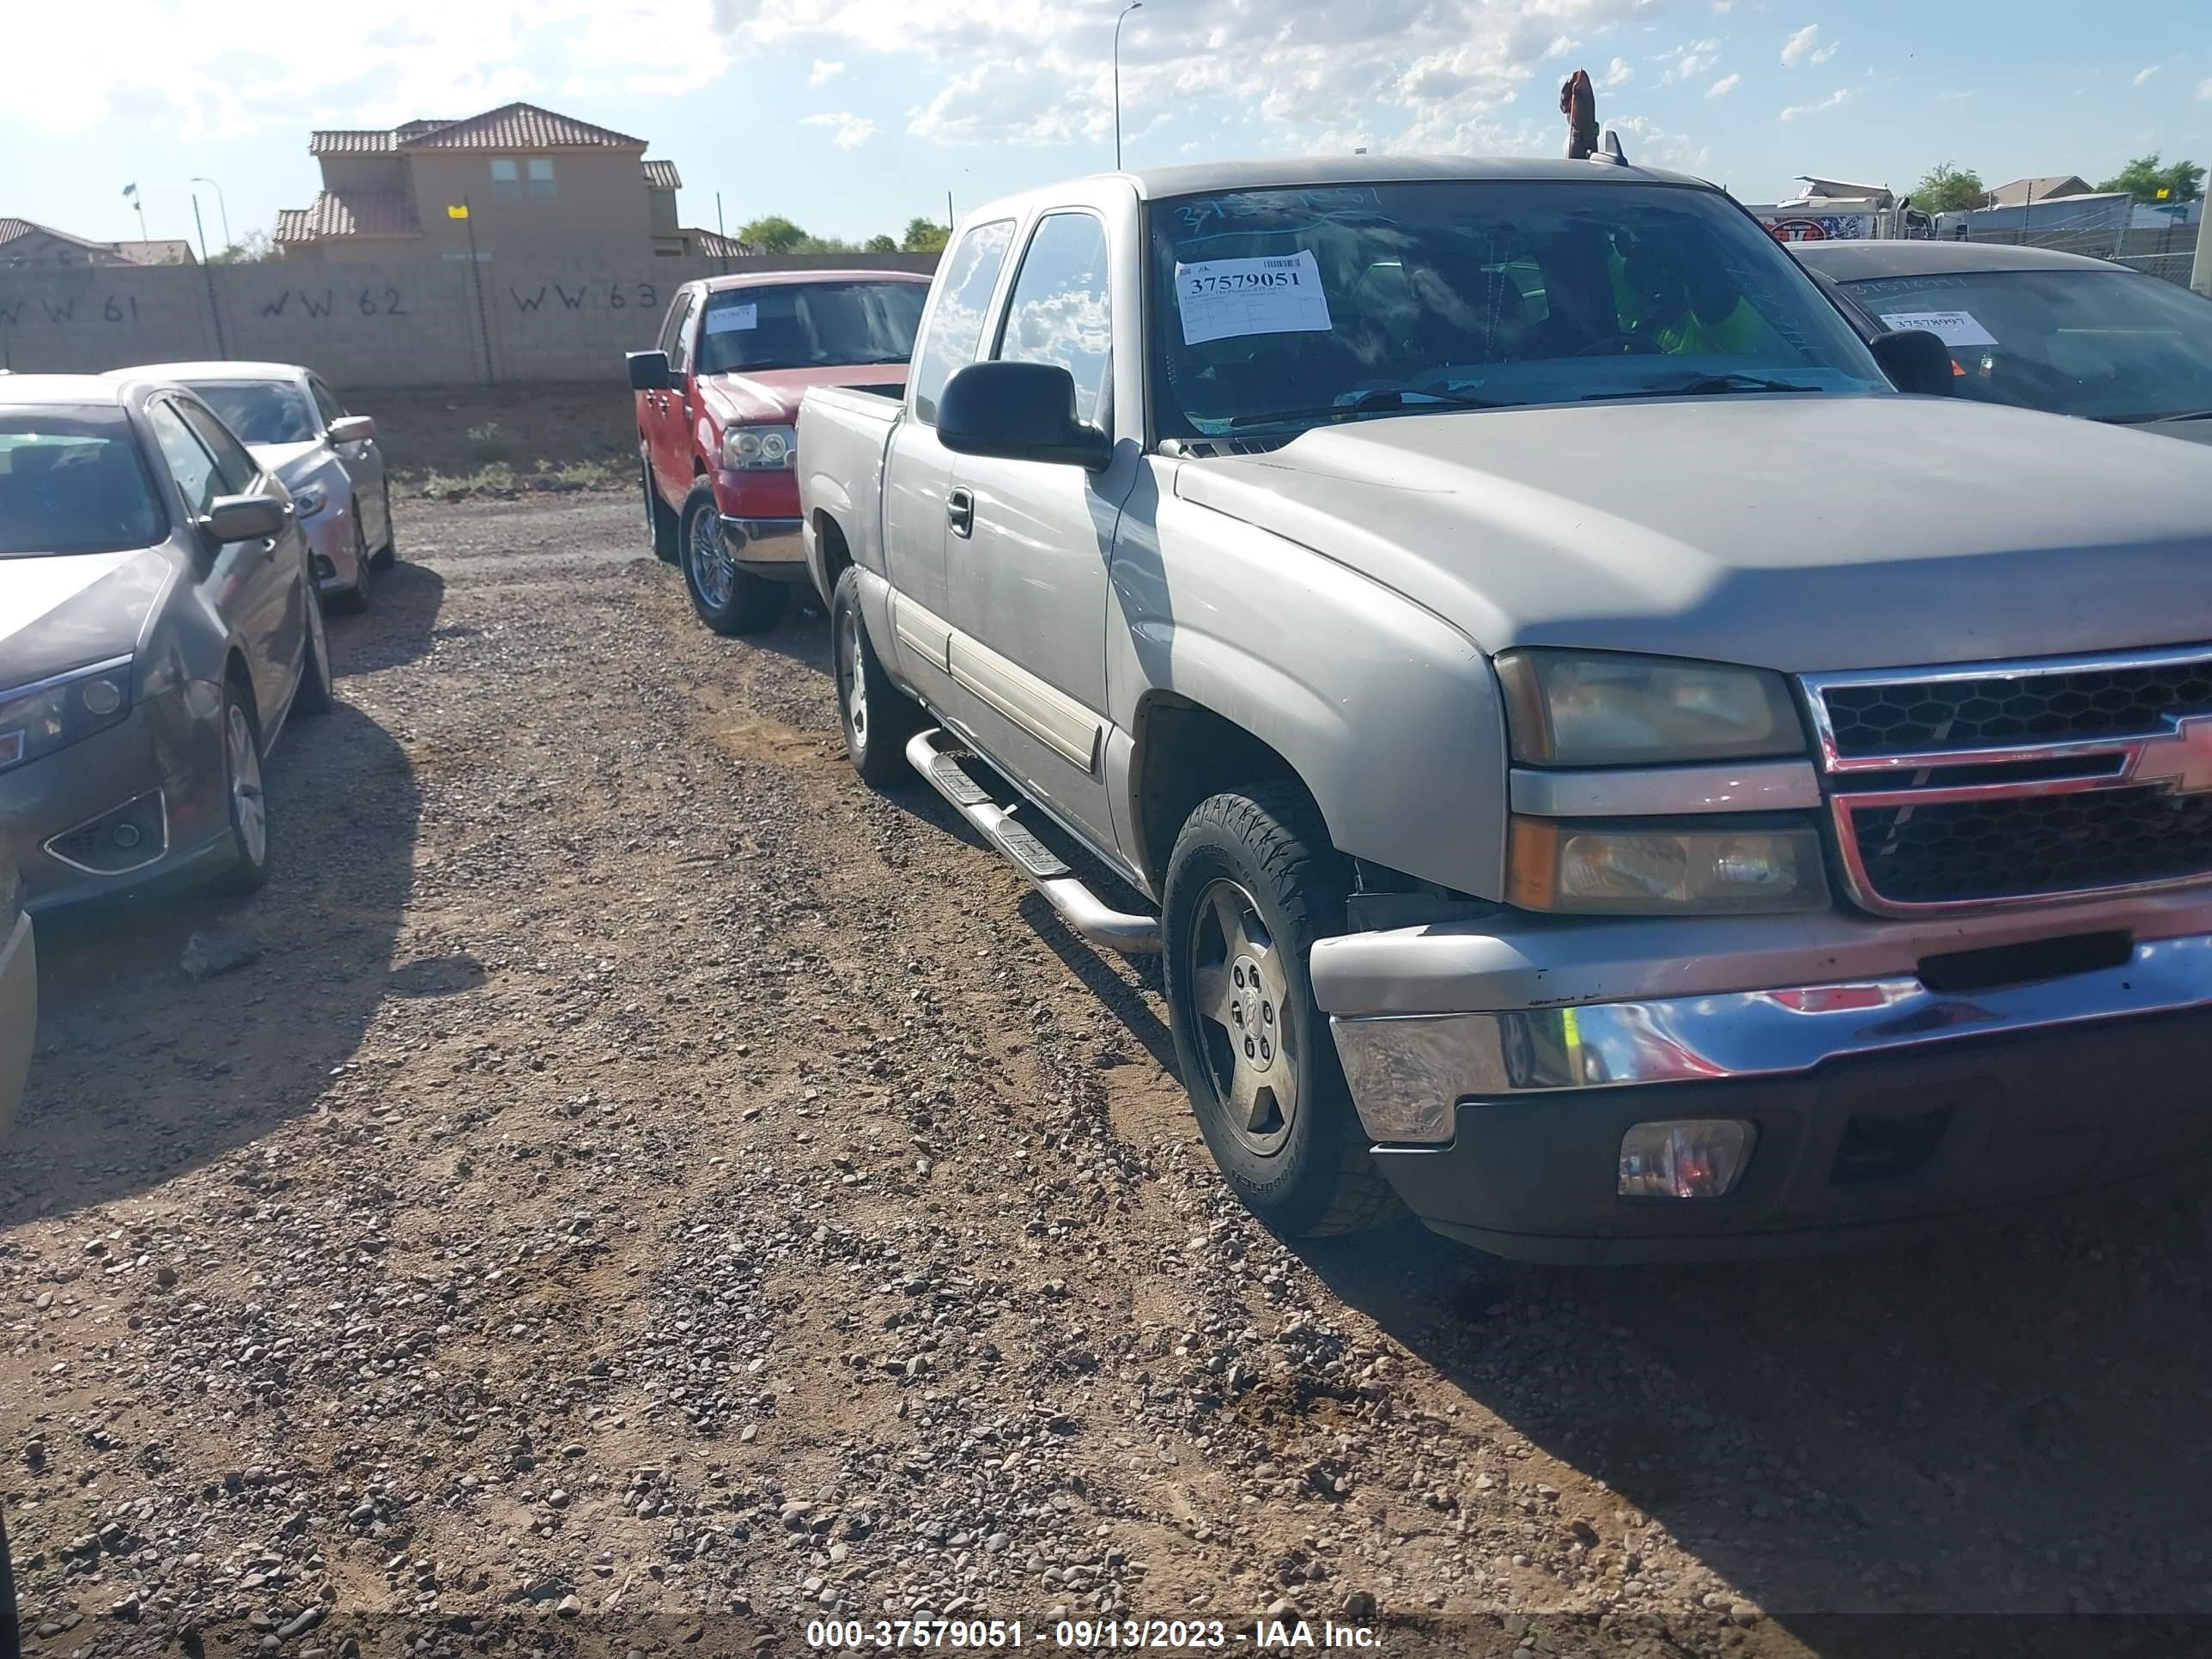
<box><xmin>1795</xmin><ymin>240</ymin><xmax>2212</xmax><ymax>444</ymax></box>
<box><xmin>125</xmin><ymin>361</ymin><xmax>398</xmax><ymax>609</ymax></box>
<box><xmin>0</xmin><ymin>373</ymin><xmax>334</xmax><ymax>912</ymax></box>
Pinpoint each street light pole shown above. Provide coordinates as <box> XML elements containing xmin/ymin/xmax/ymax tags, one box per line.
<box><xmin>1114</xmin><ymin>2</ymin><xmax>1143</xmax><ymax>170</ymax></box>
<box><xmin>190</xmin><ymin>178</ymin><xmax>230</xmax><ymax>251</ymax></box>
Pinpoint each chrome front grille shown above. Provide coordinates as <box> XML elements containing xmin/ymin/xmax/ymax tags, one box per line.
<box><xmin>1802</xmin><ymin>646</ymin><xmax>2212</xmax><ymax>915</ymax></box>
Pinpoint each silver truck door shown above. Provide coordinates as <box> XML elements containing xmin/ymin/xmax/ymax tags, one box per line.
<box><xmin>888</xmin><ymin>218</ymin><xmax>1018</xmax><ymax>706</ymax></box>
<box><xmin>943</xmin><ymin>208</ymin><xmax>1135</xmax><ymax>854</ymax></box>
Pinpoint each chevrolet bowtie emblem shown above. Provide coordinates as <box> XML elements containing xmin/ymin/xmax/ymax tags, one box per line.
<box><xmin>2128</xmin><ymin>714</ymin><xmax>2212</xmax><ymax>797</ymax></box>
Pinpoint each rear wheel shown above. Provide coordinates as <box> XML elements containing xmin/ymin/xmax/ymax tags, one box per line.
<box><xmin>832</xmin><ymin>565</ymin><xmax>922</xmax><ymax>786</ymax></box>
<box><xmin>1162</xmin><ymin>785</ymin><xmax>1401</xmax><ymax>1237</ymax></box>
<box><xmin>210</xmin><ymin>678</ymin><xmax>272</xmax><ymax>897</ymax></box>
<box><xmin>644</xmin><ymin>446</ymin><xmax>680</xmax><ymax>562</ymax></box>
<box><xmin>681</xmin><ymin>483</ymin><xmax>786</xmax><ymax>635</ymax></box>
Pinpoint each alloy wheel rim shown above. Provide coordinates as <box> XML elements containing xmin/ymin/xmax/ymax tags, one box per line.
<box><xmin>1187</xmin><ymin>878</ymin><xmax>1298</xmax><ymax>1157</ymax></box>
<box><xmin>228</xmin><ymin>705</ymin><xmax>266</xmax><ymax>866</ymax></box>
<box><xmin>840</xmin><ymin>605</ymin><xmax>868</xmax><ymax>751</ymax></box>
<box><xmin>691</xmin><ymin>511</ymin><xmax>735</xmax><ymax>610</ymax></box>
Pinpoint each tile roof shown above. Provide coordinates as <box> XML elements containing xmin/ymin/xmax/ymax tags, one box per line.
<box><xmin>680</xmin><ymin>228</ymin><xmax>753</xmax><ymax>258</ymax></box>
<box><xmin>401</xmin><ymin>102</ymin><xmax>647</xmax><ymax>151</ymax></box>
<box><xmin>273</xmin><ymin>190</ymin><xmax>422</xmax><ymax>242</ymax></box>
<box><xmin>1986</xmin><ymin>174</ymin><xmax>2095</xmax><ymax>206</ymax></box>
<box><xmin>642</xmin><ymin>159</ymin><xmax>682</xmax><ymax>191</ymax></box>
<box><xmin>309</xmin><ymin>129</ymin><xmax>398</xmax><ymax>155</ymax></box>
<box><xmin>0</xmin><ymin>216</ymin><xmax>113</xmax><ymax>253</ymax></box>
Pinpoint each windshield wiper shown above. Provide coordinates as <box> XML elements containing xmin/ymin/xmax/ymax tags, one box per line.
<box><xmin>1228</xmin><ymin>387</ymin><xmax>1515</xmax><ymax>428</ymax></box>
<box><xmin>1583</xmin><ymin>374</ymin><xmax>1821</xmax><ymax>401</ymax></box>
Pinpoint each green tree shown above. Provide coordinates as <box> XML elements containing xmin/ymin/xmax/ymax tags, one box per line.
<box><xmin>2097</xmin><ymin>153</ymin><xmax>2204</xmax><ymax>206</ymax></box>
<box><xmin>864</xmin><ymin>234</ymin><xmax>898</xmax><ymax>253</ymax></box>
<box><xmin>209</xmin><ymin>229</ymin><xmax>282</xmax><ymax>264</ymax></box>
<box><xmin>900</xmin><ymin>216</ymin><xmax>950</xmax><ymax>253</ymax></box>
<box><xmin>738</xmin><ymin>215</ymin><xmax>811</xmax><ymax>254</ymax></box>
<box><xmin>1912</xmin><ymin>161</ymin><xmax>1987</xmax><ymax>214</ymax></box>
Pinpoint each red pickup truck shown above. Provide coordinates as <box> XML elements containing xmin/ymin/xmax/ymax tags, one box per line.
<box><xmin>628</xmin><ymin>270</ymin><xmax>931</xmax><ymax>633</ymax></box>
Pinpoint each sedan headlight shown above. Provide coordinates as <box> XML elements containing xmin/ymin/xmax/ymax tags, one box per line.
<box><xmin>1508</xmin><ymin>816</ymin><xmax>1829</xmax><ymax>915</ymax></box>
<box><xmin>720</xmin><ymin>423</ymin><xmax>795</xmax><ymax>471</ymax></box>
<box><xmin>1496</xmin><ymin>649</ymin><xmax>1804</xmax><ymax>766</ymax></box>
<box><xmin>291</xmin><ymin>483</ymin><xmax>328</xmax><ymax>517</ymax></box>
<box><xmin>0</xmin><ymin>658</ymin><xmax>133</xmax><ymax>775</ymax></box>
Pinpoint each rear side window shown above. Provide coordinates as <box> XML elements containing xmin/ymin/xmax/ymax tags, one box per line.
<box><xmin>996</xmin><ymin>211</ymin><xmax>1113</xmax><ymax>427</ymax></box>
<box><xmin>912</xmin><ymin>219</ymin><xmax>1015</xmax><ymax>423</ymax></box>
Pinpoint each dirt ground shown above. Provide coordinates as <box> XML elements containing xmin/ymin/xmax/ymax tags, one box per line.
<box><xmin>5</xmin><ymin>495</ymin><xmax>2209</xmax><ymax>1659</ymax></box>
<box><xmin>358</xmin><ymin>384</ymin><xmax>636</xmax><ymax>489</ymax></box>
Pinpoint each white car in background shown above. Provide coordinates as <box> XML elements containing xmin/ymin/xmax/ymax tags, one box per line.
<box><xmin>122</xmin><ymin>362</ymin><xmax>398</xmax><ymax>611</ymax></box>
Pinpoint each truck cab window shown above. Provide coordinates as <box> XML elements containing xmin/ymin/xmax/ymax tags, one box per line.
<box><xmin>995</xmin><ymin>212</ymin><xmax>1113</xmax><ymax>428</ymax></box>
<box><xmin>911</xmin><ymin>219</ymin><xmax>1015</xmax><ymax>424</ymax></box>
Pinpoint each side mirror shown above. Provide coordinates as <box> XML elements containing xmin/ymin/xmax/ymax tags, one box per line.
<box><xmin>325</xmin><ymin>414</ymin><xmax>376</xmax><ymax>445</ymax></box>
<box><xmin>1870</xmin><ymin>328</ymin><xmax>1954</xmax><ymax>398</ymax></box>
<box><xmin>627</xmin><ymin>349</ymin><xmax>678</xmax><ymax>392</ymax></box>
<box><xmin>937</xmin><ymin>362</ymin><xmax>1111</xmax><ymax>471</ymax></box>
<box><xmin>203</xmin><ymin>494</ymin><xmax>286</xmax><ymax>544</ymax></box>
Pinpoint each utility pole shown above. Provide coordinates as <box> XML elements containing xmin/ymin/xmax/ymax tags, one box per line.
<box><xmin>190</xmin><ymin>195</ymin><xmax>210</xmax><ymax>264</ymax></box>
<box><xmin>1114</xmin><ymin>2</ymin><xmax>1144</xmax><ymax>169</ymax></box>
<box><xmin>946</xmin><ymin>191</ymin><xmax>955</xmax><ymax>233</ymax></box>
<box><xmin>715</xmin><ymin>191</ymin><xmax>730</xmax><ymax>272</ymax></box>
<box><xmin>191</xmin><ymin>178</ymin><xmax>230</xmax><ymax>250</ymax></box>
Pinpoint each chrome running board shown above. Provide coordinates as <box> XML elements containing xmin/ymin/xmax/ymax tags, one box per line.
<box><xmin>905</xmin><ymin>728</ymin><xmax>1160</xmax><ymax>955</ymax></box>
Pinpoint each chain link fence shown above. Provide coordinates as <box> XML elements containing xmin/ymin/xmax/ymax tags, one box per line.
<box><xmin>1956</xmin><ymin>218</ymin><xmax>2199</xmax><ymax>288</ymax></box>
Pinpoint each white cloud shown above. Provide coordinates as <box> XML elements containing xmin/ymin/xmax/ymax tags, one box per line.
<box><xmin>1779</xmin><ymin>88</ymin><xmax>1850</xmax><ymax>120</ymax></box>
<box><xmin>1707</xmin><ymin>73</ymin><xmax>1740</xmax><ymax>97</ymax></box>
<box><xmin>1601</xmin><ymin>56</ymin><xmax>1633</xmax><ymax>88</ymax></box>
<box><xmin>801</xmin><ymin>110</ymin><xmax>877</xmax><ymax>149</ymax></box>
<box><xmin>1660</xmin><ymin>37</ymin><xmax>1723</xmax><ymax>84</ymax></box>
<box><xmin>2132</xmin><ymin>64</ymin><xmax>2160</xmax><ymax>86</ymax></box>
<box><xmin>1607</xmin><ymin>112</ymin><xmax>1710</xmax><ymax>172</ymax></box>
<box><xmin>2199</xmin><ymin>76</ymin><xmax>2212</xmax><ymax>100</ymax></box>
<box><xmin>1780</xmin><ymin>23</ymin><xmax>1837</xmax><ymax>66</ymax></box>
<box><xmin>808</xmin><ymin>58</ymin><xmax>844</xmax><ymax>85</ymax></box>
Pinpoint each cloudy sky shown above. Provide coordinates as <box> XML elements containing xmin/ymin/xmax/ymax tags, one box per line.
<box><xmin>8</xmin><ymin>0</ymin><xmax>2209</xmax><ymax>251</ymax></box>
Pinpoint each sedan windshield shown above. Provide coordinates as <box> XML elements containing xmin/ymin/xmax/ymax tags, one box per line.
<box><xmin>1836</xmin><ymin>268</ymin><xmax>2212</xmax><ymax>423</ymax></box>
<box><xmin>185</xmin><ymin>380</ymin><xmax>319</xmax><ymax>446</ymax></box>
<box><xmin>696</xmin><ymin>282</ymin><xmax>928</xmax><ymax>374</ymax></box>
<box><xmin>0</xmin><ymin>408</ymin><xmax>166</xmax><ymax>556</ymax></box>
<box><xmin>1146</xmin><ymin>179</ymin><xmax>1888</xmax><ymax>440</ymax></box>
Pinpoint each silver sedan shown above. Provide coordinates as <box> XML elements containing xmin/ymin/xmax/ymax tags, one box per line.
<box><xmin>124</xmin><ymin>361</ymin><xmax>399</xmax><ymax>609</ymax></box>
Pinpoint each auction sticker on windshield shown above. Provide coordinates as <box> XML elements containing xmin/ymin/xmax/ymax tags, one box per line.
<box><xmin>1875</xmin><ymin>308</ymin><xmax>1998</xmax><ymax>349</ymax></box>
<box><xmin>1175</xmin><ymin>252</ymin><xmax>1333</xmax><ymax>345</ymax></box>
<box><xmin>706</xmin><ymin>302</ymin><xmax>759</xmax><ymax>335</ymax></box>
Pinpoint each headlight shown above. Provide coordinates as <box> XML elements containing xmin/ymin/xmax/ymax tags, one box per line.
<box><xmin>291</xmin><ymin>484</ymin><xmax>327</xmax><ymax>517</ymax></box>
<box><xmin>0</xmin><ymin>658</ymin><xmax>134</xmax><ymax>775</ymax></box>
<box><xmin>1508</xmin><ymin>816</ymin><xmax>1829</xmax><ymax>915</ymax></box>
<box><xmin>720</xmin><ymin>423</ymin><xmax>795</xmax><ymax>471</ymax></box>
<box><xmin>1496</xmin><ymin>649</ymin><xmax>1804</xmax><ymax>766</ymax></box>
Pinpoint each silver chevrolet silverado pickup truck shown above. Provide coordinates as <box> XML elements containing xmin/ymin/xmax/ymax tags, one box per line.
<box><xmin>797</xmin><ymin>154</ymin><xmax>2212</xmax><ymax>1263</ymax></box>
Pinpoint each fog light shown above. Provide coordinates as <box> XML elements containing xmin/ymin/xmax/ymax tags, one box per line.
<box><xmin>1619</xmin><ymin>1119</ymin><xmax>1755</xmax><ymax>1199</ymax></box>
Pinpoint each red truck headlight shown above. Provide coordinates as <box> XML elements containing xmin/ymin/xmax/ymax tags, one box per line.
<box><xmin>720</xmin><ymin>423</ymin><xmax>796</xmax><ymax>471</ymax></box>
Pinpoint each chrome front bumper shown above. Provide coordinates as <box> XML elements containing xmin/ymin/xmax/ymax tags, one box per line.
<box><xmin>719</xmin><ymin>516</ymin><xmax>806</xmax><ymax>575</ymax></box>
<box><xmin>1328</xmin><ymin>931</ymin><xmax>2212</xmax><ymax>1145</ymax></box>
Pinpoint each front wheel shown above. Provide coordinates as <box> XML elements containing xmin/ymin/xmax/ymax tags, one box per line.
<box><xmin>832</xmin><ymin>565</ymin><xmax>922</xmax><ymax>786</ymax></box>
<box><xmin>681</xmin><ymin>484</ymin><xmax>786</xmax><ymax>635</ymax></box>
<box><xmin>210</xmin><ymin>680</ymin><xmax>273</xmax><ymax>896</ymax></box>
<box><xmin>336</xmin><ymin>516</ymin><xmax>374</xmax><ymax>614</ymax></box>
<box><xmin>370</xmin><ymin>477</ymin><xmax>398</xmax><ymax>568</ymax></box>
<box><xmin>1162</xmin><ymin>785</ymin><xmax>1401</xmax><ymax>1237</ymax></box>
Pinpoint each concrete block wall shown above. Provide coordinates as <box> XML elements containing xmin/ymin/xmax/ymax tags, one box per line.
<box><xmin>0</xmin><ymin>252</ymin><xmax>939</xmax><ymax>387</ymax></box>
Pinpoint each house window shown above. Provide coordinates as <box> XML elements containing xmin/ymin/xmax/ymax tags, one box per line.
<box><xmin>527</xmin><ymin>158</ymin><xmax>556</xmax><ymax>201</ymax></box>
<box><xmin>490</xmin><ymin>158</ymin><xmax>520</xmax><ymax>202</ymax></box>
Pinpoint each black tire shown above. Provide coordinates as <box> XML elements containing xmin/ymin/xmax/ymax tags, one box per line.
<box><xmin>370</xmin><ymin>477</ymin><xmax>398</xmax><ymax>568</ymax></box>
<box><xmin>210</xmin><ymin>675</ymin><xmax>273</xmax><ymax>898</ymax></box>
<box><xmin>832</xmin><ymin>564</ymin><xmax>923</xmax><ymax>787</ymax></box>
<box><xmin>644</xmin><ymin>447</ymin><xmax>680</xmax><ymax>562</ymax></box>
<box><xmin>1162</xmin><ymin>784</ymin><xmax>1402</xmax><ymax>1237</ymax></box>
<box><xmin>335</xmin><ymin>516</ymin><xmax>373</xmax><ymax>614</ymax></box>
<box><xmin>293</xmin><ymin>576</ymin><xmax>336</xmax><ymax>719</ymax></box>
<box><xmin>681</xmin><ymin>483</ymin><xmax>786</xmax><ymax>635</ymax></box>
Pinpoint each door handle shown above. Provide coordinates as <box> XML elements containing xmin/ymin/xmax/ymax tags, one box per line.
<box><xmin>946</xmin><ymin>488</ymin><xmax>975</xmax><ymax>538</ymax></box>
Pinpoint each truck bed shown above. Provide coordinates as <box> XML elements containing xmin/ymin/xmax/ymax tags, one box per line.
<box><xmin>797</xmin><ymin>385</ymin><xmax>902</xmax><ymax>599</ymax></box>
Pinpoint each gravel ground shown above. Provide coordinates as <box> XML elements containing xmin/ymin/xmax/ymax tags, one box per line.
<box><xmin>6</xmin><ymin>494</ymin><xmax>2210</xmax><ymax>1659</ymax></box>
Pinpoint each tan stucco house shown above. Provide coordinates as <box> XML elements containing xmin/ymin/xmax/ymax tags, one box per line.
<box><xmin>275</xmin><ymin>102</ymin><xmax>692</xmax><ymax>262</ymax></box>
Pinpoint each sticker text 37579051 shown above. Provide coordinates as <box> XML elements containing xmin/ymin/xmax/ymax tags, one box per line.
<box><xmin>1175</xmin><ymin>252</ymin><xmax>1333</xmax><ymax>346</ymax></box>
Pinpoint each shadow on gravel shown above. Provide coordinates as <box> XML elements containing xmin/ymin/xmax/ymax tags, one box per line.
<box><xmin>1292</xmin><ymin>1180</ymin><xmax>2212</xmax><ymax>1630</ymax></box>
<box><xmin>336</xmin><ymin>560</ymin><xmax>446</xmax><ymax>673</ymax></box>
<box><xmin>745</xmin><ymin>594</ymin><xmax>834</xmax><ymax>682</ymax></box>
<box><xmin>2</xmin><ymin>689</ymin><xmax>420</xmax><ymax>1227</ymax></box>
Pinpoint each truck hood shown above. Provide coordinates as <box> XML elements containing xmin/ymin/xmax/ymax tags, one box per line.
<box><xmin>701</xmin><ymin>362</ymin><xmax>911</xmax><ymax>426</ymax></box>
<box><xmin>0</xmin><ymin>546</ymin><xmax>172</xmax><ymax>688</ymax></box>
<box><xmin>1175</xmin><ymin>395</ymin><xmax>2212</xmax><ymax>672</ymax></box>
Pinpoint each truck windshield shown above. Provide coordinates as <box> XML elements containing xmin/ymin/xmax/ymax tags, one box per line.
<box><xmin>696</xmin><ymin>282</ymin><xmax>928</xmax><ymax>374</ymax></box>
<box><xmin>0</xmin><ymin>407</ymin><xmax>166</xmax><ymax>557</ymax></box>
<box><xmin>1146</xmin><ymin>179</ymin><xmax>1888</xmax><ymax>440</ymax></box>
<box><xmin>1835</xmin><ymin>267</ymin><xmax>2212</xmax><ymax>425</ymax></box>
